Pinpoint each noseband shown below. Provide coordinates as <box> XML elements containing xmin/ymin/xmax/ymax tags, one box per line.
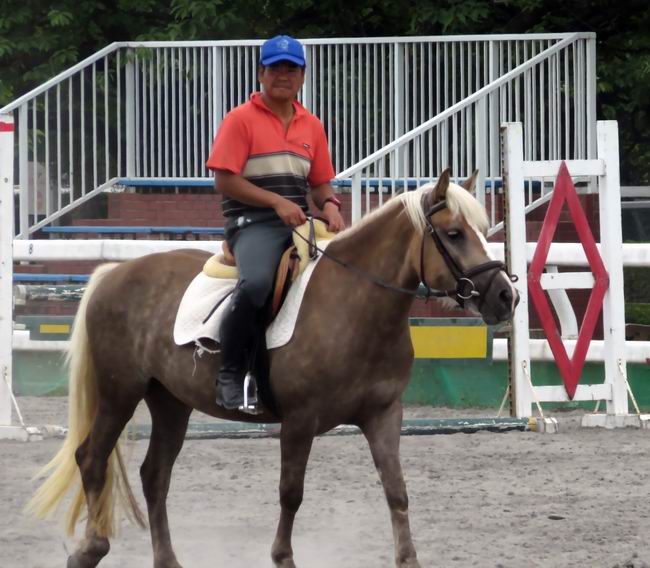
<box><xmin>420</xmin><ymin>201</ymin><xmax>518</xmax><ymax>308</ymax></box>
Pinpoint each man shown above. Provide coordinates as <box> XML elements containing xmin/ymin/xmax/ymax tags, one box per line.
<box><xmin>206</xmin><ymin>34</ymin><xmax>345</xmax><ymax>410</ymax></box>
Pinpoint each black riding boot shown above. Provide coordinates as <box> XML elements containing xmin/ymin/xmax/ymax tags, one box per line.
<box><xmin>216</xmin><ymin>287</ymin><xmax>258</xmax><ymax>409</ymax></box>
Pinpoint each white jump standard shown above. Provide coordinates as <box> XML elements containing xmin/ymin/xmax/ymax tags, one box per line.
<box><xmin>503</xmin><ymin>120</ymin><xmax>650</xmax><ymax>429</ymax></box>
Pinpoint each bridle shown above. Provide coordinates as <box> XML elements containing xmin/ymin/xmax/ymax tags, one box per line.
<box><xmin>419</xmin><ymin>200</ymin><xmax>518</xmax><ymax>308</ymax></box>
<box><xmin>293</xmin><ymin>201</ymin><xmax>518</xmax><ymax>307</ymax></box>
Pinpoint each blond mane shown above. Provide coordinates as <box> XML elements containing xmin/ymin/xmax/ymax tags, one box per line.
<box><xmin>334</xmin><ymin>181</ymin><xmax>489</xmax><ymax>240</ymax></box>
<box><xmin>400</xmin><ymin>181</ymin><xmax>489</xmax><ymax>234</ymax></box>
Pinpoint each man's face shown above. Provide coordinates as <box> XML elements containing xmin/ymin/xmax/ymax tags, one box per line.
<box><xmin>258</xmin><ymin>61</ymin><xmax>305</xmax><ymax>102</ymax></box>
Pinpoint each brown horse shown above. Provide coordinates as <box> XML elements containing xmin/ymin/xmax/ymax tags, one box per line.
<box><xmin>28</xmin><ymin>170</ymin><xmax>518</xmax><ymax>568</ymax></box>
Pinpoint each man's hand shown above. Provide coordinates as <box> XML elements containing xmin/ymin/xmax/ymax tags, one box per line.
<box><xmin>273</xmin><ymin>196</ymin><xmax>308</xmax><ymax>226</ymax></box>
<box><xmin>322</xmin><ymin>202</ymin><xmax>346</xmax><ymax>232</ymax></box>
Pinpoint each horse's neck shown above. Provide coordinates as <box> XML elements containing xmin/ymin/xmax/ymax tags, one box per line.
<box><xmin>326</xmin><ymin>206</ymin><xmax>420</xmax><ymax>308</ymax></box>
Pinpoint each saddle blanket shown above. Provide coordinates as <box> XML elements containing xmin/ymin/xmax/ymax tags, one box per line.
<box><xmin>173</xmin><ymin>240</ymin><xmax>331</xmax><ymax>350</ymax></box>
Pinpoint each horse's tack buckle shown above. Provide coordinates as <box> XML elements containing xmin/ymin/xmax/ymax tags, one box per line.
<box><xmin>238</xmin><ymin>372</ymin><xmax>262</xmax><ymax>415</ymax></box>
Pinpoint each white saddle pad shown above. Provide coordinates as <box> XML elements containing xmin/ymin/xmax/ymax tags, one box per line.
<box><xmin>173</xmin><ymin>240</ymin><xmax>331</xmax><ymax>350</ymax></box>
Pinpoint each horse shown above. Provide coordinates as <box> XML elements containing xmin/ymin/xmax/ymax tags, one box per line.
<box><xmin>27</xmin><ymin>169</ymin><xmax>518</xmax><ymax>568</ymax></box>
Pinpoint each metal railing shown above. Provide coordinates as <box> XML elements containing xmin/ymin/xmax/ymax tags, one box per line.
<box><xmin>0</xmin><ymin>33</ymin><xmax>595</xmax><ymax>237</ymax></box>
<box><xmin>335</xmin><ymin>32</ymin><xmax>597</xmax><ymax>229</ymax></box>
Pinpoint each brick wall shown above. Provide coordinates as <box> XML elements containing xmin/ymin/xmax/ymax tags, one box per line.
<box><xmin>80</xmin><ymin>192</ymin><xmax>390</xmax><ymax>229</ymax></box>
<box><xmin>15</xmin><ymin>300</ymin><xmax>79</xmax><ymax>317</ymax></box>
<box><xmin>15</xmin><ymin>260</ymin><xmax>110</xmax><ymax>275</ymax></box>
<box><xmin>103</xmin><ymin>193</ymin><xmax>225</xmax><ymax>227</ymax></box>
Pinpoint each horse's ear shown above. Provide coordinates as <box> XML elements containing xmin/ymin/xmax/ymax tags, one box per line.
<box><xmin>462</xmin><ymin>169</ymin><xmax>479</xmax><ymax>193</ymax></box>
<box><xmin>431</xmin><ymin>169</ymin><xmax>451</xmax><ymax>204</ymax></box>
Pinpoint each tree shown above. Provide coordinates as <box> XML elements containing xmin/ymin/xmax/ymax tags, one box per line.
<box><xmin>0</xmin><ymin>0</ymin><xmax>171</xmax><ymax>104</ymax></box>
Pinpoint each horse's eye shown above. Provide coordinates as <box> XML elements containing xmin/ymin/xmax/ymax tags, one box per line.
<box><xmin>447</xmin><ymin>230</ymin><xmax>463</xmax><ymax>240</ymax></box>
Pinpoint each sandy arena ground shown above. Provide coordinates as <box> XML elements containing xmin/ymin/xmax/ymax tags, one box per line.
<box><xmin>2</xmin><ymin>396</ymin><xmax>650</xmax><ymax>568</ymax></box>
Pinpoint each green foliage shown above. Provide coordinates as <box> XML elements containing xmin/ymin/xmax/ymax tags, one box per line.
<box><xmin>47</xmin><ymin>9</ymin><xmax>74</xmax><ymax>27</ymax></box>
<box><xmin>407</xmin><ymin>0</ymin><xmax>492</xmax><ymax>34</ymax></box>
<box><xmin>0</xmin><ymin>0</ymin><xmax>171</xmax><ymax>105</ymax></box>
<box><xmin>626</xmin><ymin>304</ymin><xmax>650</xmax><ymax>326</ymax></box>
<box><xmin>624</xmin><ymin>267</ymin><xmax>650</xmax><ymax>304</ymax></box>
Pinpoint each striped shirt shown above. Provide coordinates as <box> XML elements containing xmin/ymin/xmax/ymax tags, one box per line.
<box><xmin>206</xmin><ymin>92</ymin><xmax>335</xmax><ymax>218</ymax></box>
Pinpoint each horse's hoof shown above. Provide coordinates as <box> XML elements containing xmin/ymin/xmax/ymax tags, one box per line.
<box><xmin>66</xmin><ymin>538</ymin><xmax>109</xmax><ymax>568</ymax></box>
<box><xmin>274</xmin><ymin>561</ymin><xmax>297</xmax><ymax>568</ymax></box>
<box><xmin>152</xmin><ymin>556</ymin><xmax>184</xmax><ymax>568</ymax></box>
<box><xmin>397</xmin><ymin>559</ymin><xmax>421</xmax><ymax>568</ymax></box>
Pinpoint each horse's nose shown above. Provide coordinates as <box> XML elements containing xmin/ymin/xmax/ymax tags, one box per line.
<box><xmin>499</xmin><ymin>287</ymin><xmax>513</xmax><ymax>307</ymax></box>
<box><xmin>498</xmin><ymin>285</ymin><xmax>519</xmax><ymax>315</ymax></box>
<box><xmin>499</xmin><ymin>285</ymin><xmax>520</xmax><ymax>309</ymax></box>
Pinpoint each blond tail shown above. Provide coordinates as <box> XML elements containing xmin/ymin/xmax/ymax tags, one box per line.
<box><xmin>25</xmin><ymin>262</ymin><xmax>146</xmax><ymax>537</ymax></box>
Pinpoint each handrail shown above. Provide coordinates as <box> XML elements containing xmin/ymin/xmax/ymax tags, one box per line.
<box><xmin>336</xmin><ymin>32</ymin><xmax>583</xmax><ymax>180</ymax></box>
<box><xmin>1</xmin><ymin>33</ymin><xmax>595</xmax><ymax>115</ymax></box>
<box><xmin>0</xmin><ymin>43</ymin><xmax>124</xmax><ymax>114</ymax></box>
<box><xmin>124</xmin><ymin>32</ymin><xmax>592</xmax><ymax>48</ymax></box>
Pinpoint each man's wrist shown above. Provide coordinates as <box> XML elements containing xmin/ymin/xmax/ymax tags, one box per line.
<box><xmin>269</xmin><ymin>193</ymin><xmax>284</xmax><ymax>209</ymax></box>
<box><xmin>322</xmin><ymin>195</ymin><xmax>342</xmax><ymax>211</ymax></box>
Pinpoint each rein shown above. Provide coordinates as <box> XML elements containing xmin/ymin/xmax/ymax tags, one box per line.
<box><xmin>294</xmin><ymin>219</ymin><xmax>424</xmax><ymax>297</ymax></box>
<box><xmin>294</xmin><ymin>204</ymin><xmax>518</xmax><ymax>306</ymax></box>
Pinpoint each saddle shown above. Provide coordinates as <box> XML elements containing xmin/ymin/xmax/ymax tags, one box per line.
<box><xmin>202</xmin><ymin>218</ymin><xmax>335</xmax><ymax>319</ymax></box>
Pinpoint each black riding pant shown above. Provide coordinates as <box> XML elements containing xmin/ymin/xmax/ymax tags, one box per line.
<box><xmin>225</xmin><ymin>215</ymin><xmax>294</xmax><ymax>309</ymax></box>
<box><xmin>218</xmin><ymin>214</ymin><xmax>293</xmax><ymax>378</ymax></box>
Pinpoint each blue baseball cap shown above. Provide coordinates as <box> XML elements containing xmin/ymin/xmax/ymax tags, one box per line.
<box><xmin>260</xmin><ymin>35</ymin><xmax>306</xmax><ymax>67</ymax></box>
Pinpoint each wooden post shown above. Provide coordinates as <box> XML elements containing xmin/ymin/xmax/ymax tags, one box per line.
<box><xmin>502</xmin><ymin>122</ymin><xmax>533</xmax><ymax>418</ymax></box>
<box><xmin>596</xmin><ymin>121</ymin><xmax>628</xmax><ymax>415</ymax></box>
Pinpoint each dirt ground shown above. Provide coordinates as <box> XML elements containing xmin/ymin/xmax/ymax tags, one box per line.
<box><xmin>2</xmin><ymin>396</ymin><xmax>650</xmax><ymax>568</ymax></box>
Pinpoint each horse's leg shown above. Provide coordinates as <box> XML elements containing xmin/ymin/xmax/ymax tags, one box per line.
<box><xmin>68</xmin><ymin>399</ymin><xmax>140</xmax><ymax>568</ymax></box>
<box><xmin>361</xmin><ymin>402</ymin><xmax>421</xmax><ymax>568</ymax></box>
<box><xmin>140</xmin><ymin>381</ymin><xmax>192</xmax><ymax>568</ymax></box>
<box><xmin>271</xmin><ymin>419</ymin><xmax>315</xmax><ymax>568</ymax></box>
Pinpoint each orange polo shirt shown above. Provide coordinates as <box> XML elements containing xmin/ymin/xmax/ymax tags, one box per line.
<box><xmin>206</xmin><ymin>92</ymin><xmax>335</xmax><ymax>218</ymax></box>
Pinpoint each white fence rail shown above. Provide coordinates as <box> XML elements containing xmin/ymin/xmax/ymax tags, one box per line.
<box><xmin>0</xmin><ymin>33</ymin><xmax>595</xmax><ymax>237</ymax></box>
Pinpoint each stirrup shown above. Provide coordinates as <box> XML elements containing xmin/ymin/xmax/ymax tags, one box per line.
<box><xmin>239</xmin><ymin>372</ymin><xmax>262</xmax><ymax>415</ymax></box>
